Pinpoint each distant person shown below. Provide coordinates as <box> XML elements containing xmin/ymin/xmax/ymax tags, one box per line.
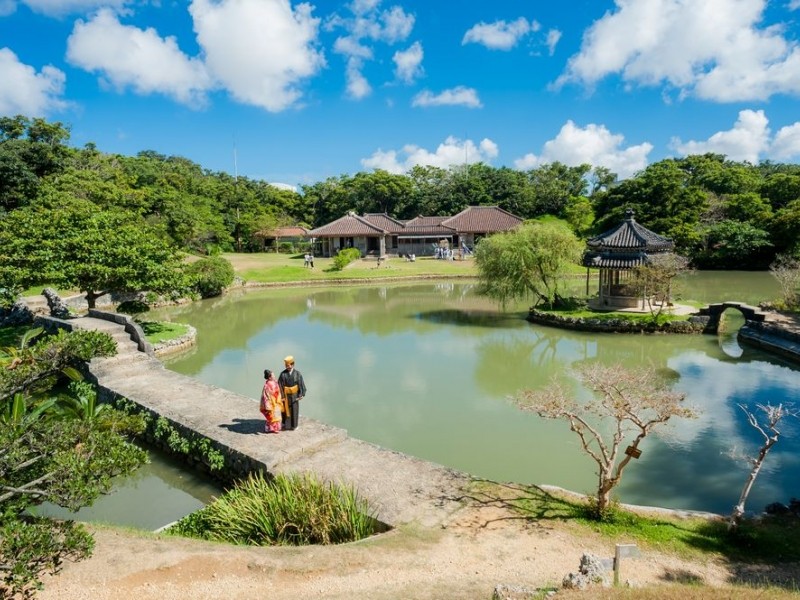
<box><xmin>303</xmin><ymin>253</ymin><xmax>311</xmax><ymax>268</ymax></box>
<box><xmin>309</xmin><ymin>252</ymin><xmax>314</xmax><ymax>268</ymax></box>
<box><xmin>260</xmin><ymin>369</ymin><xmax>282</xmax><ymax>433</ymax></box>
<box><xmin>279</xmin><ymin>355</ymin><xmax>306</xmax><ymax>431</ymax></box>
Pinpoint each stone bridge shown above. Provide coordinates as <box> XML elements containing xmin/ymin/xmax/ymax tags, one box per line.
<box><xmin>36</xmin><ymin>311</ymin><xmax>469</xmax><ymax>531</ymax></box>
<box><xmin>695</xmin><ymin>301</ymin><xmax>768</xmax><ymax>334</ymax></box>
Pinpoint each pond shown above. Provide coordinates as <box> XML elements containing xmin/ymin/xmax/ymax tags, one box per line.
<box><xmin>137</xmin><ymin>270</ymin><xmax>800</xmax><ymax>517</ymax></box>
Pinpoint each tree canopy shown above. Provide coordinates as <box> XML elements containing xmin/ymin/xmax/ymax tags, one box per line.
<box><xmin>474</xmin><ymin>220</ymin><xmax>583</xmax><ymax>309</ymax></box>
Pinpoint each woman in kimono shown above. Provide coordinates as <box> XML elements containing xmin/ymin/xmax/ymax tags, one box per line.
<box><xmin>260</xmin><ymin>369</ymin><xmax>282</xmax><ymax>433</ymax></box>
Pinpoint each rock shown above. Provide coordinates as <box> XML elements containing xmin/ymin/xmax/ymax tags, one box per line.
<box><xmin>0</xmin><ymin>300</ymin><xmax>34</xmax><ymax>326</ymax></box>
<box><xmin>42</xmin><ymin>287</ymin><xmax>71</xmax><ymax>319</ymax></box>
<box><xmin>562</xmin><ymin>553</ymin><xmax>611</xmax><ymax>590</ymax></box>
<box><xmin>492</xmin><ymin>583</ymin><xmax>551</xmax><ymax>599</ymax></box>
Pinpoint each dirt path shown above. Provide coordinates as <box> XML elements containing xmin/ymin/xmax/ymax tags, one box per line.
<box><xmin>39</xmin><ymin>499</ymin><xmax>743</xmax><ymax>600</ymax></box>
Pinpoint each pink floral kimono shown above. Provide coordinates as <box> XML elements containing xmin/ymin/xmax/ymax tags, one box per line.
<box><xmin>260</xmin><ymin>376</ymin><xmax>282</xmax><ymax>433</ymax></box>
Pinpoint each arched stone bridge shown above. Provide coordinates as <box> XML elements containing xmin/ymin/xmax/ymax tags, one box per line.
<box><xmin>695</xmin><ymin>301</ymin><xmax>768</xmax><ymax>334</ymax></box>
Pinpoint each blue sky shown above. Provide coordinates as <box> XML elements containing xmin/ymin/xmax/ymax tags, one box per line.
<box><xmin>2</xmin><ymin>0</ymin><xmax>800</xmax><ymax>189</ymax></box>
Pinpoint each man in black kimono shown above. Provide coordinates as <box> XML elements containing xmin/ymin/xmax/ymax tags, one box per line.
<box><xmin>278</xmin><ymin>355</ymin><xmax>306</xmax><ymax>431</ymax></box>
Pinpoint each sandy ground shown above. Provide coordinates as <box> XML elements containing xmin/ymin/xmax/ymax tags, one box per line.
<box><xmin>38</xmin><ymin>494</ymin><xmax>766</xmax><ymax>600</ymax></box>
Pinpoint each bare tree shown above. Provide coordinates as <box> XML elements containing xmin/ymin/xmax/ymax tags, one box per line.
<box><xmin>515</xmin><ymin>363</ymin><xmax>695</xmax><ymax>518</ymax></box>
<box><xmin>729</xmin><ymin>403</ymin><xmax>799</xmax><ymax>530</ymax></box>
<box><xmin>769</xmin><ymin>254</ymin><xmax>800</xmax><ymax>309</ymax></box>
<box><xmin>632</xmin><ymin>253</ymin><xmax>691</xmax><ymax>319</ymax></box>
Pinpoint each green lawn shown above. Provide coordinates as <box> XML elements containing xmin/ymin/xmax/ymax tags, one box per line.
<box><xmin>224</xmin><ymin>252</ymin><xmax>479</xmax><ymax>283</ymax></box>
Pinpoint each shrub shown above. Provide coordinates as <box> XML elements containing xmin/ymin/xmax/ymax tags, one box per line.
<box><xmin>116</xmin><ymin>300</ymin><xmax>150</xmax><ymax>316</ymax></box>
<box><xmin>278</xmin><ymin>242</ymin><xmax>294</xmax><ymax>254</ymax></box>
<box><xmin>186</xmin><ymin>256</ymin><xmax>234</xmax><ymax>298</ymax></box>
<box><xmin>332</xmin><ymin>248</ymin><xmax>361</xmax><ymax>271</ymax></box>
<box><xmin>169</xmin><ymin>472</ymin><xmax>381</xmax><ymax>545</ymax></box>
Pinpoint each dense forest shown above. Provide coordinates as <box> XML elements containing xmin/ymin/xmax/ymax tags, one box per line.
<box><xmin>2</xmin><ymin>114</ymin><xmax>799</xmax><ymax>268</ymax></box>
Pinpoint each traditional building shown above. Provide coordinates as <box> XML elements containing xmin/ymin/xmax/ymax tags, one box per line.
<box><xmin>257</xmin><ymin>226</ymin><xmax>309</xmax><ymax>252</ymax></box>
<box><xmin>582</xmin><ymin>209</ymin><xmax>674</xmax><ymax>309</ymax></box>
<box><xmin>308</xmin><ymin>206</ymin><xmax>523</xmax><ymax>258</ymax></box>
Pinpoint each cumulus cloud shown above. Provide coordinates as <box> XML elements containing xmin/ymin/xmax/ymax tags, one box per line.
<box><xmin>545</xmin><ymin>29</ymin><xmax>561</xmax><ymax>56</ymax></box>
<box><xmin>790</xmin><ymin>0</ymin><xmax>800</xmax><ymax>9</ymax></box>
<box><xmin>462</xmin><ymin>17</ymin><xmax>535</xmax><ymax>50</ymax></box>
<box><xmin>66</xmin><ymin>9</ymin><xmax>211</xmax><ymax>105</ymax></box>
<box><xmin>393</xmin><ymin>41</ymin><xmax>423</xmax><ymax>83</ymax></box>
<box><xmin>361</xmin><ymin>136</ymin><xmax>499</xmax><ymax>173</ymax></box>
<box><xmin>513</xmin><ymin>120</ymin><xmax>652</xmax><ymax>179</ymax></box>
<box><xmin>190</xmin><ymin>0</ymin><xmax>325</xmax><ymax>112</ymax></box>
<box><xmin>0</xmin><ymin>0</ymin><xmax>15</xmax><ymax>16</ymax></box>
<box><xmin>556</xmin><ymin>0</ymin><xmax>800</xmax><ymax>102</ymax></box>
<box><xmin>671</xmin><ymin>109</ymin><xmax>770</xmax><ymax>162</ymax></box>
<box><xmin>412</xmin><ymin>86</ymin><xmax>482</xmax><ymax>108</ymax></box>
<box><xmin>345</xmin><ymin>57</ymin><xmax>371</xmax><ymax>98</ymax></box>
<box><xmin>771</xmin><ymin>122</ymin><xmax>800</xmax><ymax>159</ymax></box>
<box><xmin>329</xmin><ymin>0</ymin><xmax>414</xmax><ymax>98</ymax></box>
<box><xmin>671</xmin><ymin>109</ymin><xmax>800</xmax><ymax>162</ymax></box>
<box><xmin>6</xmin><ymin>0</ymin><xmax>128</xmax><ymax>16</ymax></box>
<box><xmin>0</xmin><ymin>47</ymin><xmax>66</xmax><ymax>115</ymax></box>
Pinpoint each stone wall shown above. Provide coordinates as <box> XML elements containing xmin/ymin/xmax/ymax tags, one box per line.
<box><xmin>527</xmin><ymin>309</ymin><xmax>707</xmax><ymax>334</ymax></box>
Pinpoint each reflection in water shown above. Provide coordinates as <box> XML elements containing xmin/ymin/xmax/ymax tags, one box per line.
<box><xmin>146</xmin><ymin>274</ymin><xmax>798</xmax><ymax>515</ymax></box>
<box><xmin>33</xmin><ymin>445</ymin><xmax>222</xmax><ymax>531</ymax></box>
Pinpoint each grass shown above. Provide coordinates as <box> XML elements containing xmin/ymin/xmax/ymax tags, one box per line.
<box><xmin>19</xmin><ymin>282</ymin><xmax>79</xmax><ymax>297</ymax></box>
<box><xmin>536</xmin><ymin>306</ymin><xmax>693</xmax><ymax>324</ymax></box>
<box><xmin>471</xmin><ymin>481</ymin><xmax>800</xmax><ymax>564</ymax></box>
<box><xmin>168</xmin><ymin>472</ymin><xmax>383</xmax><ymax>546</ymax></box>
<box><xmin>139</xmin><ymin>321</ymin><xmax>189</xmax><ymax>344</ymax></box>
<box><xmin>224</xmin><ymin>252</ymin><xmax>478</xmax><ymax>284</ymax></box>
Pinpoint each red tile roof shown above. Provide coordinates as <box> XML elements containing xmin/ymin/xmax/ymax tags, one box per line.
<box><xmin>363</xmin><ymin>213</ymin><xmax>406</xmax><ymax>233</ymax></box>
<box><xmin>270</xmin><ymin>226</ymin><xmax>308</xmax><ymax>237</ymax></box>
<box><xmin>308</xmin><ymin>207</ymin><xmax>523</xmax><ymax>237</ymax></box>
<box><xmin>442</xmin><ymin>206</ymin><xmax>523</xmax><ymax>233</ymax></box>
<box><xmin>308</xmin><ymin>213</ymin><xmax>388</xmax><ymax>236</ymax></box>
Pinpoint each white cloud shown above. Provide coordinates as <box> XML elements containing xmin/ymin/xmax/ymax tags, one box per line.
<box><xmin>513</xmin><ymin>120</ymin><xmax>652</xmax><ymax>179</ymax></box>
<box><xmin>671</xmin><ymin>109</ymin><xmax>770</xmax><ymax>163</ymax></box>
<box><xmin>412</xmin><ymin>86</ymin><xmax>482</xmax><ymax>108</ymax></box>
<box><xmin>66</xmin><ymin>9</ymin><xmax>210</xmax><ymax>106</ymax></box>
<box><xmin>345</xmin><ymin>57</ymin><xmax>371</xmax><ymax>99</ymax></box>
<box><xmin>333</xmin><ymin>35</ymin><xmax>373</xmax><ymax>59</ymax></box>
<box><xmin>789</xmin><ymin>0</ymin><xmax>800</xmax><ymax>9</ymax></box>
<box><xmin>190</xmin><ymin>0</ymin><xmax>325</xmax><ymax>112</ymax></box>
<box><xmin>9</xmin><ymin>0</ymin><xmax>128</xmax><ymax>16</ymax></box>
<box><xmin>771</xmin><ymin>122</ymin><xmax>800</xmax><ymax>159</ymax></box>
<box><xmin>0</xmin><ymin>47</ymin><xmax>66</xmax><ymax>116</ymax></box>
<box><xmin>393</xmin><ymin>41</ymin><xmax>423</xmax><ymax>83</ymax></box>
<box><xmin>462</xmin><ymin>17</ymin><xmax>533</xmax><ymax>50</ymax></box>
<box><xmin>362</xmin><ymin>136</ymin><xmax>499</xmax><ymax>173</ymax></box>
<box><xmin>0</xmin><ymin>0</ymin><xmax>16</xmax><ymax>16</ymax></box>
<box><xmin>545</xmin><ymin>29</ymin><xmax>561</xmax><ymax>56</ymax></box>
<box><xmin>328</xmin><ymin>1</ymin><xmax>414</xmax><ymax>97</ymax></box>
<box><xmin>556</xmin><ymin>0</ymin><xmax>800</xmax><ymax>102</ymax></box>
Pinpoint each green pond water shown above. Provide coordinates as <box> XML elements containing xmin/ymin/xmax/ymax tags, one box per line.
<box><xmin>43</xmin><ymin>271</ymin><xmax>800</xmax><ymax>529</ymax></box>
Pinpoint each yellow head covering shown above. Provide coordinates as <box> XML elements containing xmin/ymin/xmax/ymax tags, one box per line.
<box><xmin>283</xmin><ymin>355</ymin><xmax>295</xmax><ymax>365</ymax></box>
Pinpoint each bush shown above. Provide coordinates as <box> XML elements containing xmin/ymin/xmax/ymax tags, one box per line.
<box><xmin>332</xmin><ymin>248</ymin><xmax>361</xmax><ymax>271</ymax></box>
<box><xmin>278</xmin><ymin>242</ymin><xmax>294</xmax><ymax>254</ymax></box>
<box><xmin>169</xmin><ymin>472</ymin><xmax>381</xmax><ymax>545</ymax></box>
<box><xmin>186</xmin><ymin>256</ymin><xmax>234</xmax><ymax>298</ymax></box>
<box><xmin>116</xmin><ymin>300</ymin><xmax>150</xmax><ymax>316</ymax></box>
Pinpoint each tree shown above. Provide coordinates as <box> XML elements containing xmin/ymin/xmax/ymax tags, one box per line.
<box><xmin>0</xmin><ymin>328</ymin><xmax>146</xmax><ymax>597</ymax></box>
<box><xmin>630</xmin><ymin>253</ymin><xmax>691</xmax><ymax>319</ymax></box>
<box><xmin>770</xmin><ymin>254</ymin><xmax>800</xmax><ymax>309</ymax></box>
<box><xmin>515</xmin><ymin>363</ymin><xmax>694</xmax><ymax>518</ymax></box>
<box><xmin>695</xmin><ymin>220</ymin><xmax>773</xmax><ymax>269</ymax></box>
<box><xmin>0</xmin><ymin>202</ymin><xmax>187</xmax><ymax>308</ymax></box>
<box><xmin>474</xmin><ymin>220</ymin><xmax>583</xmax><ymax>309</ymax></box>
<box><xmin>729</xmin><ymin>403</ymin><xmax>799</xmax><ymax>530</ymax></box>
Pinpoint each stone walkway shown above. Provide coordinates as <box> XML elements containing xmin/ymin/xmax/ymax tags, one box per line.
<box><xmin>71</xmin><ymin>316</ymin><xmax>470</xmax><ymax>529</ymax></box>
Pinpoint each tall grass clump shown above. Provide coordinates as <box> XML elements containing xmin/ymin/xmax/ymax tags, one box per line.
<box><xmin>169</xmin><ymin>472</ymin><xmax>382</xmax><ymax>545</ymax></box>
<box><xmin>331</xmin><ymin>248</ymin><xmax>361</xmax><ymax>271</ymax></box>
